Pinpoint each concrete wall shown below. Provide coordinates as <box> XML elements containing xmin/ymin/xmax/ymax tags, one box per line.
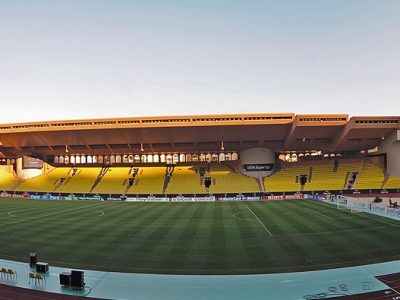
<box><xmin>0</xmin><ymin>165</ymin><xmax>13</xmax><ymax>173</ymax></box>
<box><xmin>240</xmin><ymin>148</ymin><xmax>275</xmax><ymax>178</ymax></box>
<box><xmin>379</xmin><ymin>130</ymin><xmax>400</xmax><ymax>177</ymax></box>
<box><xmin>16</xmin><ymin>157</ymin><xmax>42</xmax><ymax>180</ymax></box>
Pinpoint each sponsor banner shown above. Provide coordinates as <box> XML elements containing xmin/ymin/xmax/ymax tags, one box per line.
<box><xmin>218</xmin><ymin>196</ymin><xmax>262</xmax><ymax>201</ymax></box>
<box><xmin>371</xmin><ymin>204</ymin><xmax>400</xmax><ymax>217</ymax></box>
<box><xmin>0</xmin><ymin>192</ymin><xmax>31</xmax><ymax>199</ymax></box>
<box><xmin>171</xmin><ymin>196</ymin><xmax>215</xmax><ymax>202</ymax></box>
<box><xmin>261</xmin><ymin>194</ymin><xmax>305</xmax><ymax>200</ymax></box>
<box><xmin>0</xmin><ymin>192</ymin><xmax>12</xmax><ymax>198</ymax></box>
<box><xmin>308</xmin><ymin>194</ymin><xmax>326</xmax><ymax>201</ymax></box>
<box><xmin>218</xmin><ymin>196</ymin><xmax>244</xmax><ymax>201</ymax></box>
<box><xmin>29</xmin><ymin>194</ymin><xmax>63</xmax><ymax>200</ymax></box>
<box><xmin>370</xmin><ymin>204</ymin><xmax>386</xmax><ymax>213</ymax></box>
<box><xmin>126</xmin><ymin>196</ymin><xmax>216</xmax><ymax>202</ymax></box>
<box><xmin>106</xmin><ymin>196</ymin><xmax>126</xmax><ymax>201</ymax></box>
<box><xmin>62</xmin><ymin>195</ymin><xmax>103</xmax><ymax>201</ymax></box>
<box><xmin>80</xmin><ymin>195</ymin><xmax>104</xmax><ymax>201</ymax></box>
<box><xmin>126</xmin><ymin>196</ymin><xmax>170</xmax><ymax>202</ymax></box>
<box><xmin>242</xmin><ymin>164</ymin><xmax>274</xmax><ymax>172</ymax></box>
<box><xmin>64</xmin><ymin>195</ymin><xmax>80</xmax><ymax>201</ymax></box>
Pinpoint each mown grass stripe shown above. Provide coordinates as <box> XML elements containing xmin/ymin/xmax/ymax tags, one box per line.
<box><xmin>0</xmin><ymin>198</ymin><xmax>400</xmax><ymax>274</ymax></box>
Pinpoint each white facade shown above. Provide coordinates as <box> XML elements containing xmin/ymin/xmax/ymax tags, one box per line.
<box><xmin>240</xmin><ymin>148</ymin><xmax>275</xmax><ymax>178</ymax></box>
<box><xmin>379</xmin><ymin>130</ymin><xmax>400</xmax><ymax>177</ymax></box>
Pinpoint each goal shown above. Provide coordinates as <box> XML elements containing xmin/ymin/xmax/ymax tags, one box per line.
<box><xmin>335</xmin><ymin>195</ymin><xmax>368</xmax><ymax>213</ymax></box>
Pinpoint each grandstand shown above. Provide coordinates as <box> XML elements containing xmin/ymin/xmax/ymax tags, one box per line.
<box><xmin>0</xmin><ymin>168</ymin><xmax>17</xmax><ymax>191</ymax></box>
<box><xmin>354</xmin><ymin>163</ymin><xmax>385</xmax><ymax>190</ymax></box>
<box><xmin>15</xmin><ymin>167</ymin><xmax>71</xmax><ymax>192</ymax></box>
<box><xmin>129</xmin><ymin>167</ymin><xmax>166</xmax><ymax>194</ymax></box>
<box><xmin>208</xmin><ymin>164</ymin><xmax>260</xmax><ymax>193</ymax></box>
<box><xmin>264</xmin><ymin>161</ymin><xmax>364</xmax><ymax>192</ymax></box>
<box><xmin>0</xmin><ymin>113</ymin><xmax>399</xmax><ymax>196</ymax></box>
<box><xmin>91</xmin><ymin>167</ymin><xmax>132</xmax><ymax>194</ymax></box>
<box><xmin>0</xmin><ymin>112</ymin><xmax>399</xmax><ymax>300</ymax></box>
<box><xmin>56</xmin><ymin>167</ymin><xmax>101</xmax><ymax>193</ymax></box>
<box><xmin>165</xmin><ymin>166</ymin><xmax>206</xmax><ymax>194</ymax></box>
<box><xmin>302</xmin><ymin>163</ymin><xmax>360</xmax><ymax>191</ymax></box>
<box><xmin>3</xmin><ymin>160</ymin><xmax>397</xmax><ymax>195</ymax></box>
<box><xmin>385</xmin><ymin>176</ymin><xmax>400</xmax><ymax>189</ymax></box>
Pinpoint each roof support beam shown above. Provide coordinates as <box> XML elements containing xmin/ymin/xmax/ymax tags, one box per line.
<box><xmin>35</xmin><ymin>133</ymin><xmax>55</xmax><ymax>153</ymax></box>
<box><xmin>149</xmin><ymin>143</ymin><xmax>155</xmax><ymax>153</ymax></box>
<box><xmin>1</xmin><ymin>136</ymin><xmax>22</xmax><ymax>152</ymax></box>
<box><xmin>118</xmin><ymin>129</ymin><xmax>132</xmax><ymax>150</ymax></box>
<box><xmin>283</xmin><ymin>116</ymin><xmax>299</xmax><ymax>149</ymax></box>
<box><xmin>331</xmin><ymin>119</ymin><xmax>355</xmax><ymax>151</ymax></box>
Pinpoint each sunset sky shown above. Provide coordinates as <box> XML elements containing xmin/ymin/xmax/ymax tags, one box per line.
<box><xmin>1</xmin><ymin>0</ymin><xmax>399</xmax><ymax>123</ymax></box>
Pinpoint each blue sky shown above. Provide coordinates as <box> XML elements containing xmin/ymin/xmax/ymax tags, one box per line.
<box><xmin>0</xmin><ymin>0</ymin><xmax>399</xmax><ymax>123</ymax></box>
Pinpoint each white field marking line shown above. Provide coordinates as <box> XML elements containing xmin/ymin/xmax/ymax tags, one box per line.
<box><xmin>274</xmin><ymin>225</ymin><xmax>390</xmax><ymax>237</ymax></box>
<box><xmin>1</xmin><ymin>203</ymin><xmax>100</xmax><ymax>228</ymax></box>
<box><xmin>358</xmin><ymin>213</ymin><xmax>400</xmax><ymax>229</ymax></box>
<box><xmin>232</xmin><ymin>210</ymin><xmax>254</xmax><ymax>221</ymax></box>
<box><xmin>315</xmin><ymin>201</ymin><xmax>400</xmax><ymax>226</ymax></box>
<box><xmin>331</xmin><ymin>216</ymin><xmax>358</xmax><ymax>220</ymax></box>
<box><xmin>7</xmin><ymin>209</ymin><xmax>48</xmax><ymax>218</ymax></box>
<box><xmin>246</xmin><ymin>205</ymin><xmax>273</xmax><ymax>237</ymax></box>
<box><xmin>304</xmin><ymin>208</ymin><xmax>333</xmax><ymax>220</ymax></box>
<box><xmin>7</xmin><ymin>208</ymin><xmax>104</xmax><ymax>219</ymax></box>
<box><xmin>8</xmin><ymin>210</ymin><xmax>25</xmax><ymax>218</ymax></box>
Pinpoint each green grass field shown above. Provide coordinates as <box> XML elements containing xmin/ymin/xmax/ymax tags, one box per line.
<box><xmin>1</xmin><ymin>198</ymin><xmax>400</xmax><ymax>275</ymax></box>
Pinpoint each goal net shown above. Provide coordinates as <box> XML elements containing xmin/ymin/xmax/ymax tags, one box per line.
<box><xmin>335</xmin><ymin>195</ymin><xmax>369</xmax><ymax>213</ymax></box>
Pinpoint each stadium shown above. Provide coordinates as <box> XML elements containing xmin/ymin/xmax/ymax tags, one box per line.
<box><xmin>0</xmin><ymin>113</ymin><xmax>400</xmax><ymax>299</ymax></box>
<box><xmin>2</xmin><ymin>0</ymin><xmax>400</xmax><ymax>298</ymax></box>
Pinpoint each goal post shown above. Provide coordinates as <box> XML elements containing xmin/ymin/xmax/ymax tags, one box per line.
<box><xmin>334</xmin><ymin>195</ymin><xmax>369</xmax><ymax>213</ymax></box>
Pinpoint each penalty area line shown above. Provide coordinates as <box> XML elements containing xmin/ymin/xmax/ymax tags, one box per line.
<box><xmin>246</xmin><ymin>205</ymin><xmax>273</xmax><ymax>237</ymax></box>
<box><xmin>304</xmin><ymin>208</ymin><xmax>333</xmax><ymax>220</ymax></box>
<box><xmin>1</xmin><ymin>203</ymin><xmax>101</xmax><ymax>228</ymax></box>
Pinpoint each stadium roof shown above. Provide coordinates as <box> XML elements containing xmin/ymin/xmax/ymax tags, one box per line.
<box><xmin>0</xmin><ymin>113</ymin><xmax>399</xmax><ymax>157</ymax></box>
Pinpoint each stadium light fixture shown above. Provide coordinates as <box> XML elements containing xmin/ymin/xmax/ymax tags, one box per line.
<box><xmin>140</xmin><ymin>143</ymin><xmax>144</xmax><ymax>152</ymax></box>
<box><xmin>221</xmin><ymin>141</ymin><xmax>224</xmax><ymax>151</ymax></box>
<box><xmin>65</xmin><ymin>145</ymin><xmax>69</xmax><ymax>153</ymax></box>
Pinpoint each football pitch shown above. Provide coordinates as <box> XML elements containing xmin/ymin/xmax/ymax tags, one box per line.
<box><xmin>1</xmin><ymin>198</ymin><xmax>400</xmax><ymax>275</ymax></box>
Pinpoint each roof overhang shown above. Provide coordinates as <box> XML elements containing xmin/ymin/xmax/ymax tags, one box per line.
<box><xmin>0</xmin><ymin>113</ymin><xmax>399</xmax><ymax>157</ymax></box>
